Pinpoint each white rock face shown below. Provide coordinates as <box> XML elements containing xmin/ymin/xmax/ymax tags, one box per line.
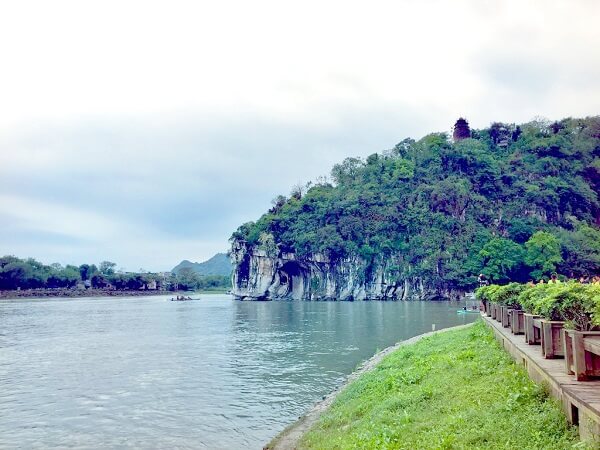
<box><xmin>229</xmin><ymin>240</ymin><xmax>463</xmax><ymax>301</ymax></box>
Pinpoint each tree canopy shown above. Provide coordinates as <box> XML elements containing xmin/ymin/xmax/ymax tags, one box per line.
<box><xmin>231</xmin><ymin>116</ymin><xmax>600</xmax><ymax>289</ymax></box>
<box><xmin>0</xmin><ymin>256</ymin><xmax>230</xmax><ymax>292</ymax></box>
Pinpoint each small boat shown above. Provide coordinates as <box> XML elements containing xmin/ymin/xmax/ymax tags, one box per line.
<box><xmin>457</xmin><ymin>298</ymin><xmax>480</xmax><ymax>314</ymax></box>
<box><xmin>170</xmin><ymin>296</ymin><xmax>201</xmax><ymax>301</ymax></box>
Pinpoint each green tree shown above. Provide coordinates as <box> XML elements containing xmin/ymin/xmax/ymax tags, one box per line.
<box><xmin>558</xmin><ymin>224</ymin><xmax>600</xmax><ymax>277</ymax></box>
<box><xmin>525</xmin><ymin>231</ymin><xmax>562</xmax><ymax>279</ymax></box>
<box><xmin>259</xmin><ymin>232</ymin><xmax>278</xmax><ymax>257</ymax></box>
<box><xmin>99</xmin><ymin>261</ymin><xmax>117</xmax><ymax>276</ymax></box>
<box><xmin>228</xmin><ymin>116</ymin><xmax>600</xmax><ymax>295</ymax></box>
<box><xmin>0</xmin><ymin>261</ymin><xmax>34</xmax><ymax>289</ymax></box>
<box><xmin>177</xmin><ymin>267</ymin><xmax>201</xmax><ymax>290</ymax></box>
<box><xmin>79</xmin><ymin>264</ymin><xmax>93</xmax><ymax>281</ymax></box>
<box><xmin>479</xmin><ymin>238</ymin><xmax>524</xmax><ymax>283</ymax></box>
<box><xmin>331</xmin><ymin>157</ymin><xmax>364</xmax><ymax>185</ymax></box>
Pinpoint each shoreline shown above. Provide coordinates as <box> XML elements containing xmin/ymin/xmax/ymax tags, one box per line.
<box><xmin>0</xmin><ymin>288</ymin><xmax>227</xmax><ymax>300</ymax></box>
<box><xmin>264</xmin><ymin>322</ymin><xmax>476</xmax><ymax>450</ymax></box>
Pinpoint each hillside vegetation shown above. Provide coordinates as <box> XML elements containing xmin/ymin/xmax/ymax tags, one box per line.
<box><xmin>0</xmin><ymin>256</ymin><xmax>229</xmax><ymax>292</ymax></box>
<box><xmin>232</xmin><ymin>117</ymin><xmax>600</xmax><ymax>292</ymax></box>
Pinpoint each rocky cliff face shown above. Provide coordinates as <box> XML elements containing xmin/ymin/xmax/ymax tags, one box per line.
<box><xmin>230</xmin><ymin>240</ymin><xmax>463</xmax><ymax>301</ymax></box>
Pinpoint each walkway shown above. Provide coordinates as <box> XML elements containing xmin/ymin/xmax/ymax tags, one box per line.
<box><xmin>482</xmin><ymin>314</ymin><xmax>600</xmax><ymax>441</ymax></box>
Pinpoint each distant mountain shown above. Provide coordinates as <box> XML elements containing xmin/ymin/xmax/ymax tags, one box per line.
<box><xmin>172</xmin><ymin>253</ymin><xmax>232</xmax><ymax>276</ymax></box>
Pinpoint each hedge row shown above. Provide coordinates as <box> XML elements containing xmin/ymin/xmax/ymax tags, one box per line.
<box><xmin>475</xmin><ymin>282</ymin><xmax>600</xmax><ymax>331</ymax></box>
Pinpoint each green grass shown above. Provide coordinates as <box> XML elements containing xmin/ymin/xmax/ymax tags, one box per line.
<box><xmin>299</xmin><ymin>321</ymin><xmax>587</xmax><ymax>450</ymax></box>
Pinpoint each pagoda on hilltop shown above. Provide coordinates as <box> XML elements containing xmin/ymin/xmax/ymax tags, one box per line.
<box><xmin>453</xmin><ymin>117</ymin><xmax>471</xmax><ymax>141</ymax></box>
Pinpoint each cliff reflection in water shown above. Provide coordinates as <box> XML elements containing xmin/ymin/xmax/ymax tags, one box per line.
<box><xmin>0</xmin><ymin>295</ymin><xmax>476</xmax><ymax>449</ymax></box>
<box><xmin>227</xmin><ymin>300</ymin><xmax>475</xmax><ymax>440</ymax></box>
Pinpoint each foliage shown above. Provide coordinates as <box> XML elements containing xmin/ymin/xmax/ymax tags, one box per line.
<box><xmin>525</xmin><ymin>231</ymin><xmax>562</xmax><ymax>280</ymax></box>
<box><xmin>298</xmin><ymin>322</ymin><xmax>582</xmax><ymax>449</ymax></box>
<box><xmin>558</xmin><ymin>223</ymin><xmax>600</xmax><ymax>277</ymax></box>
<box><xmin>522</xmin><ymin>284</ymin><xmax>566</xmax><ymax>321</ymax></box>
<box><xmin>174</xmin><ymin>267</ymin><xmax>230</xmax><ymax>291</ymax></box>
<box><xmin>231</xmin><ymin>116</ymin><xmax>600</xmax><ymax>292</ymax></box>
<box><xmin>491</xmin><ymin>283</ymin><xmax>527</xmax><ymax>308</ymax></box>
<box><xmin>517</xmin><ymin>284</ymin><xmax>552</xmax><ymax>315</ymax></box>
<box><xmin>474</xmin><ymin>284</ymin><xmax>501</xmax><ymax>303</ymax></box>
<box><xmin>99</xmin><ymin>261</ymin><xmax>117</xmax><ymax>276</ymax></box>
<box><xmin>545</xmin><ymin>282</ymin><xmax>600</xmax><ymax>330</ymax></box>
<box><xmin>479</xmin><ymin>239</ymin><xmax>525</xmax><ymax>283</ymax></box>
<box><xmin>0</xmin><ymin>255</ymin><xmax>230</xmax><ymax>292</ymax></box>
<box><xmin>0</xmin><ymin>256</ymin><xmax>78</xmax><ymax>289</ymax></box>
<box><xmin>78</xmin><ymin>263</ymin><xmax>98</xmax><ymax>281</ymax></box>
<box><xmin>478</xmin><ymin>281</ymin><xmax>600</xmax><ymax>330</ymax></box>
<box><xmin>259</xmin><ymin>232</ymin><xmax>278</xmax><ymax>257</ymax></box>
<box><xmin>519</xmin><ymin>281</ymin><xmax>600</xmax><ymax>329</ymax></box>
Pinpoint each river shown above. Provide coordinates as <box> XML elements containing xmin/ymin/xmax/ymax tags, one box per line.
<box><xmin>0</xmin><ymin>294</ymin><xmax>478</xmax><ymax>449</ymax></box>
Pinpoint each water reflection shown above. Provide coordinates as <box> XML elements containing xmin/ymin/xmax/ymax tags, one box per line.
<box><xmin>0</xmin><ymin>295</ymin><xmax>476</xmax><ymax>449</ymax></box>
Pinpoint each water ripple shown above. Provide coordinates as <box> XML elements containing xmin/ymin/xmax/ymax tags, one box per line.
<box><xmin>0</xmin><ymin>295</ymin><xmax>476</xmax><ymax>449</ymax></box>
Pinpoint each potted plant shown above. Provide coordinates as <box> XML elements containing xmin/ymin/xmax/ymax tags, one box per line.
<box><xmin>479</xmin><ymin>284</ymin><xmax>502</xmax><ymax>320</ymax></box>
<box><xmin>494</xmin><ymin>283</ymin><xmax>525</xmax><ymax>331</ymax></box>
<box><xmin>560</xmin><ymin>283</ymin><xmax>600</xmax><ymax>379</ymax></box>
<box><xmin>527</xmin><ymin>283</ymin><xmax>567</xmax><ymax>358</ymax></box>
<box><xmin>518</xmin><ymin>283</ymin><xmax>547</xmax><ymax>345</ymax></box>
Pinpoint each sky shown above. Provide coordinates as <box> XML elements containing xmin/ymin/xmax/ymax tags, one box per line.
<box><xmin>1</xmin><ymin>0</ymin><xmax>599</xmax><ymax>271</ymax></box>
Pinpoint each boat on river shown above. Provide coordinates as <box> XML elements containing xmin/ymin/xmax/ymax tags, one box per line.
<box><xmin>457</xmin><ymin>298</ymin><xmax>480</xmax><ymax>314</ymax></box>
<box><xmin>170</xmin><ymin>296</ymin><xmax>201</xmax><ymax>301</ymax></box>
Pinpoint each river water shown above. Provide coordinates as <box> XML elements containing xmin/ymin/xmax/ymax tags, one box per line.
<box><xmin>0</xmin><ymin>294</ymin><xmax>478</xmax><ymax>449</ymax></box>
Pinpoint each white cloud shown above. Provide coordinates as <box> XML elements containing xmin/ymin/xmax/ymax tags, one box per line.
<box><xmin>0</xmin><ymin>0</ymin><xmax>599</xmax><ymax>269</ymax></box>
<box><xmin>0</xmin><ymin>194</ymin><xmax>123</xmax><ymax>240</ymax></box>
<box><xmin>1</xmin><ymin>0</ymin><xmax>598</xmax><ymax>127</ymax></box>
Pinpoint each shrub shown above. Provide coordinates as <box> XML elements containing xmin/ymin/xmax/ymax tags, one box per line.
<box><xmin>491</xmin><ymin>283</ymin><xmax>527</xmax><ymax>308</ymax></box>
<box><xmin>476</xmin><ymin>283</ymin><xmax>526</xmax><ymax>309</ymax></box>
<box><xmin>516</xmin><ymin>282</ymin><xmax>600</xmax><ymax>330</ymax></box>
<box><xmin>531</xmin><ymin>283</ymin><xmax>567</xmax><ymax>322</ymax></box>
<box><xmin>475</xmin><ymin>284</ymin><xmax>501</xmax><ymax>303</ymax></box>
<box><xmin>517</xmin><ymin>284</ymin><xmax>550</xmax><ymax>315</ymax></box>
<box><xmin>481</xmin><ymin>281</ymin><xmax>600</xmax><ymax>330</ymax></box>
<box><xmin>551</xmin><ymin>282</ymin><xmax>600</xmax><ymax>331</ymax></box>
<box><xmin>592</xmin><ymin>287</ymin><xmax>600</xmax><ymax>329</ymax></box>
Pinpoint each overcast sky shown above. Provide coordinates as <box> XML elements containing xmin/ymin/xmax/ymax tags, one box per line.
<box><xmin>1</xmin><ymin>0</ymin><xmax>599</xmax><ymax>271</ymax></box>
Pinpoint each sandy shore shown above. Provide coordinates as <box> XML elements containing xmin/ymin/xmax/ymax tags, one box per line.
<box><xmin>264</xmin><ymin>322</ymin><xmax>476</xmax><ymax>450</ymax></box>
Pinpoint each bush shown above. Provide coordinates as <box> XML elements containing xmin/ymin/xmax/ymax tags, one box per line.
<box><xmin>475</xmin><ymin>282</ymin><xmax>600</xmax><ymax>330</ymax></box>
<box><xmin>550</xmin><ymin>282</ymin><xmax>600</xmax><ymax>331</ymax></box>
<box><xmin>593</xmin><ymin>288</ymin><xmax>600</xmax><ymax>329</ymax></box>
<box><xmin>476</xmin><ymin>283</ymin><xmax>526</xmax><ymax>309</ymax></box>
<box><xmin>517</xmin><ymin>283</ymin><xmax>550</xmax><ymax>315</ymax></box>
<box><xmin>492</xmin><ymin>283</ymin><xmax>527</xmax><ymax>308</ymax></box>
<box><xmin>515</xmin><ymin>282</ymin><xmax>600</xmax><ymax>330</ymax></box>
<box><xmin>475</xmin><ymin>284</ymin><xmax>501</xmax><ymax>303</ymax></box>
<box><xmin>529</xmin><ymin>283</ymin><xmax>567</xmax><ymax>322</ymax></box>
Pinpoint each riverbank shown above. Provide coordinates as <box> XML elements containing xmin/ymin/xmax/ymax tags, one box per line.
<box><xmin>270</xmin><ymin>321</ymin><xmax>585</xmax><ymax>449</ymax></box>
<box><xmin>0</xmin><ymin>288</ymin><xmax>173</xmax><ymax>299</ymax></box>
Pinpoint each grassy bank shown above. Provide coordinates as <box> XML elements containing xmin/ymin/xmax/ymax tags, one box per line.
<box><xmin>299</xmin><ymin>321</ymin><xmax>584</xmax><ymax>449</ymax></box>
